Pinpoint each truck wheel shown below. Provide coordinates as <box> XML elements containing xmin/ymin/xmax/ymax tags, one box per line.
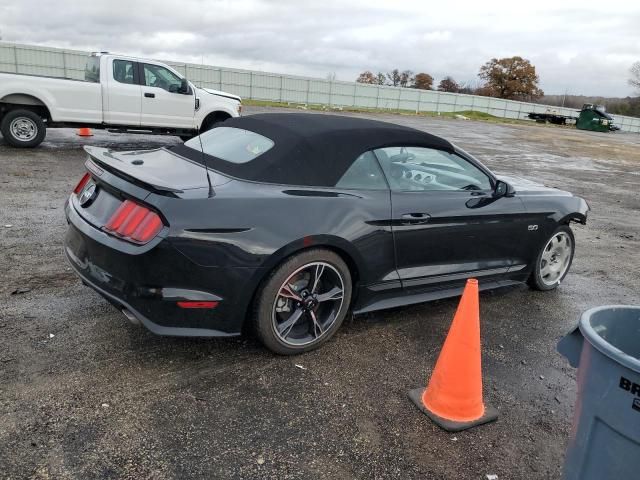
<box><xmin>0</xmin><ymin>110</ymin><xmax>46</xmax><ymax>148</ymax></box>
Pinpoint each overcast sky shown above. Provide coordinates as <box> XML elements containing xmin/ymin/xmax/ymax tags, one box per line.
<box><xmin>1</xmin><ymin>0</ymin><xmax>638</xmax><ymax>97</ymax></box>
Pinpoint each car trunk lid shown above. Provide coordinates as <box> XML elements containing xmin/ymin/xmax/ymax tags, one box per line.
<box><xmin>84</xmin><ymin>146</ymin><xmax>230</xmax><ymax>193</ymax></box>
<box><xmin>71</xmin><ymin>146</ymin><xmax>230</xmax><ymax>245</ymax></box>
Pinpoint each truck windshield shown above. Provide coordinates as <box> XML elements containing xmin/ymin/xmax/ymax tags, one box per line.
<box><xmin>85</xmin><ymin>56</ymin><xmax>100</xmax><ymax>83</ymax></box>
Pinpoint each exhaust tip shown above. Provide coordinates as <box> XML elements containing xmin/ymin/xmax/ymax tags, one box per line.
<box><xmin>122</xmin><ymin>308</ymin><xmax>140</xmax><ymax>326</ymax></box>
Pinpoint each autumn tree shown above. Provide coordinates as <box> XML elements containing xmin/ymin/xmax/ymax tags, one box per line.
<box><xmin>474</xmin><ymin>84</ymin><xmax>495</xmax><ymax>97</ymax></box>
<box><xmin>356</xmin><ymin>71</ymin><xmax>378</xmax><ymax>84</ymax></box>
<box><xmin>413</xmin><ymin>73</ymin><xmax>434</xmax><ymax>90</ymax></box>
<box><xmin>356</xmin><ymin>71</ymin><xmax>388</xmax><ymax>85</ymax></box>
<box><xmin>437</xmin><ymin>76</ymin><xmax>460</xmax><ymax>93</ymax></box>
<box><xmin>478</xmin><ymin>56</ymin><xmax>543</xmax><ymax>100</ymax></box>
<box><xmin>630</xmin><ymin>62</ymin><xmax>640</xmax><ymax>93</ymax></box>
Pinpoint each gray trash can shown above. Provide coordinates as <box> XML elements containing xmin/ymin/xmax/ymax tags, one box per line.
<box><xmin>557</xmin><ymin>305</ymin><xmax>640</xmax><ymax>480</ymax></box>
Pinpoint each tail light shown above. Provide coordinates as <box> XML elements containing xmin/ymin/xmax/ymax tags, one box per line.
<box><xmin>104</xmin><ymin>199</ymin><xmax>163</xmax><ymax>244</ymax></box>
<box><xmin>73</xmin><ymin>172</ymin><xmax>91</xmax><ymax>194</ymax></box>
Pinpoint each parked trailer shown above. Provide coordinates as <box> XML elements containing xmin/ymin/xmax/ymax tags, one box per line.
<box><xmin>528</xmin><ymin>104</ymin><xmax>619</xmax><ymax>132</ymax></box>
<box><xmin>527</xmin><ymin>109</ymin><xmax>577</xmax><ymax>126</ymax></box>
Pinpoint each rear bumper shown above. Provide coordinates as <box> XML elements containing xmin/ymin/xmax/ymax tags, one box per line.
<box><xmin>64</xmin><ymin>198</ymin><xmax>262</xmax><ymax>337</ymax></box>
<box><xmin>65</xmin><ymin>253</ymin><xmax>237</xmax><ymax>337</ymax></box>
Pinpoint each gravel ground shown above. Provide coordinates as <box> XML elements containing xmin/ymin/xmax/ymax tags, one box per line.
<box><xmin>1</xmin><ymin>107</ymin><xmax>639</xmax><ymax>479</ymax></box>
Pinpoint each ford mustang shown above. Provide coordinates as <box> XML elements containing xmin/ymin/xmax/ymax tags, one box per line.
<box><xmin>64</xmin><ymin>113</ymin><xmax>589</xmax><ymax>354</ymax></box>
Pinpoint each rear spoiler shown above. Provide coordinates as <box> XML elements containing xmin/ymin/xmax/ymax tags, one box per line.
<box><xmin>84</xmin><ymin>146</ymin><xmax>184</xmax><ymax>194</ymax></box>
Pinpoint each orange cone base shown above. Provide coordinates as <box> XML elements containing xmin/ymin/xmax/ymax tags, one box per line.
<box><xmin>409</xmin><ymin>388</ymin><xmax>498</xmax><ymax>432</ymax></box>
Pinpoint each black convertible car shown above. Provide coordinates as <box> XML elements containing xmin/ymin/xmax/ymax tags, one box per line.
<box><xmin>64</xmin><ymin>113</ymin><xmax>589</xmax><ymax>354</ymax></box>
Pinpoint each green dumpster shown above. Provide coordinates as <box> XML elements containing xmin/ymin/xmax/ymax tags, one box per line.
<box><xmin>576</xmin><ymin>104</ymin><xmax>617</xmax><ymax>132</ymax></box>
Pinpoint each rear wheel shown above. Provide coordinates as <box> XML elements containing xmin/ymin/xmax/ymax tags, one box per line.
<box><xmin>0</xmin><ymin>109</ymin><xmax>46</xmax><ymax>148</ymax></box>
<box><xmin>528</xmin><ymin>225</ymin><xmax>575</xmax><ymax>291</ymax></box>
<box><xmin>253</xmin><ymin>249</ymin><xmax>352</xmax><ymax>355</ymax></box>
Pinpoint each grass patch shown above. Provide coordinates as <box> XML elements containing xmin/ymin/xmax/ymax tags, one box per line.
<box><xmin>243</xmin><ymin>100</ymin><xmax>535</xmax><ymax>126</ymax></box>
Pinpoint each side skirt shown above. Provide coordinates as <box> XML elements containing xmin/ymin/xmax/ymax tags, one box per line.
<box><xmin>353</xmin><ymin>279</ymin><xmax>524</xmax><ymax>315</ymax></box>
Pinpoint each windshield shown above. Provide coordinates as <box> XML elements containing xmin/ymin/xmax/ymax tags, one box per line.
<box><xmin>184</xmin><ymin>127</ymin><xmax>275</xmax><ymax>163</ymax></box>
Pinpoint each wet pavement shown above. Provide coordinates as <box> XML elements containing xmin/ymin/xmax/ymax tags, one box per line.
<box><xmin>1</xmin><ymin>107</ymin><xmax>639</xmax><ymax>479</ymax></box>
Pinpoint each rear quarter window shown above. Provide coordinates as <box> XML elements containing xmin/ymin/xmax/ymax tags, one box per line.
<box><xmin>85</xmin><ymin>56</ymin><xmax>100</xmax><ymax>83</ymax></box>
<box><xmin>113</xmin><ymin>59</ymin><xmax>136</xmax><ymax>84</ymax></box>
<box><xmin>184</xmin><ymin>127</ymin><xmax>274</xmax><ymax>163</ymax></box>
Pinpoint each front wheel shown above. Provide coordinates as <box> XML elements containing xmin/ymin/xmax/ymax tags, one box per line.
<box><xmin>0</xmin><ymin>109</ymin><xmax>46</xmax><ymax>148</ymax></box>
<box><xmin>528</xmin><ymin>225</ymin><xmax>575</xmax><ymax>291</ymax></box>
<box><xmin>253</xmin><ymin>249</ymin><xmax>352</xmax><ymax>355</ymax></box>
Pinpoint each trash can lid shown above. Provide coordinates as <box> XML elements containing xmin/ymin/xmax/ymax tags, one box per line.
<box><xmin>579</xmin><ymin>305</ymin><xmax>640</xmax><ymax>373</ymax></box>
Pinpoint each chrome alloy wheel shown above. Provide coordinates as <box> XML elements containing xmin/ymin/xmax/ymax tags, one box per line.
<box><xmin>272</xmin><ymin>262</ymin><xmax>345</xmax><ymax>346</ymax></box>
<box><xmin>539</xmin><ymin>231</ymin><xmax>573</xmax><ymax>286</ymax></box>
<box><xmin>10</xmin><ymin>117</ymin><xmax>38</xmax><ymax>142</ymax></box>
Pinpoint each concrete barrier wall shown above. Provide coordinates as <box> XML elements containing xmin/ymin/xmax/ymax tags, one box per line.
<box><xmin>1</xmin><ymin>41</ymin><xmax>639</xmax><ymax>133</ymax></box>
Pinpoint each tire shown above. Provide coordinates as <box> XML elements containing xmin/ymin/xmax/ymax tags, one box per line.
<box><xmin>201</xmin><ymin>113</ymin><xmax>230</xmax><ymax>133</ymax></box>
<box><xmin>0</xmin><ymin>109</ymin><xmax>46</xmax><ymax>148</ymax></box>
<box><xmin>179</xmin><ymin>118</ymin><xmax>217</xmax><ymax>143</ymax></box>
<box><xmin>253</xmin><ymin>249</ymin><xmax>352</xmax><ymax>355</ymax></box>
<box><xmin>528</xmin><ymin>225</ymin><xmax>575</xmax><ymax>291</ymax></box>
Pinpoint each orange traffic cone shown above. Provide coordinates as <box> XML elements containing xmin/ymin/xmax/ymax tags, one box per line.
<box><xmin>409</xmin><ymin>278</ymin><xmax>498</xmax><ymax>431</ymax></box>
<box><xmin>77</xmin><ymin>127</ymin><xmax>93</xmax><ymax>137</ymax></box>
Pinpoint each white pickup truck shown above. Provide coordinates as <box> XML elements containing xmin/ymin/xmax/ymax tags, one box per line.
<box><xmin>0</xmin><ymin>53</ymin><xmax>241</xmax><ymax>147</ymax></box>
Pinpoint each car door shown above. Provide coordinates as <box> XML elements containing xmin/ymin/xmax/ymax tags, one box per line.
<box><xmin>374</xmin><ymin>146</ymin><xmax>529</xmax><ymax>290</ymax></box>
<box><xmin>332</xmin><ymin>151</ymin><xmax>400</xmax><ymax>307</ymax></box>
<box><xmin>139</xmin><ymin>62</ymin><xmax>195</xmax><ymax>129</ymax></box>
<box><xmin>103</xmin><ymin>58</ymin><xmax>141</xmax><ymax>126</ymax></box>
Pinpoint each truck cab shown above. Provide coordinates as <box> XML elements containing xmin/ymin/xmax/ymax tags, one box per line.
<box><xmin>0</xmin><ymin>52</ymin><xmax>242</xmax><ymax>147</ymax></box>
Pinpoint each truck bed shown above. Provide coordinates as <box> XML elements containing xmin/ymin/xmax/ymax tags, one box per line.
<box><xmin>0</xmin><ymin>72</ymin><xmax>103</xmax><ymax>124</ymax></box>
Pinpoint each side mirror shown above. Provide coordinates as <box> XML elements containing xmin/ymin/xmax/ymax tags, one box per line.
<box><xmin>178</xmin><ymin>78</ymin><xmax>190</xmax><ymax>94</ymax></box>
<box><xmin>493</xmin><ymin>180</ymin><xmax>514</xmax><ymax>198</ymax></box>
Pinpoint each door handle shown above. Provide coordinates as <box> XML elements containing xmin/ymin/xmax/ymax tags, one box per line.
<box><xmin>144</xmin><ymin>92</ymin><xmax>155</xmax><ymax>98</ymax></box>
<box><xmin>401</xmin><ymin>213</ymin><xmax>431</xmax><ymax>225</ymax></box>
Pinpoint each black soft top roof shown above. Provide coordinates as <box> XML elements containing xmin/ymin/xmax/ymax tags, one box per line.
<box><xmin>172</xmin><ymin>113</ymin><xmax>454</xmax><ymax>187</ymax></box>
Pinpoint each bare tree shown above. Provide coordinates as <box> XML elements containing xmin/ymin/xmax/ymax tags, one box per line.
<box><xmin>386</xmin><ymin>69</ymin><xmax>402</xmax><ymax>87</ymax></box>
<box><xmin>630</xmin><ymin>62</ymin><xmax>640</xmax><ymax>93</ymax></box>
<box><xmin>399</xmin><ymin>70</ymin><xmax>414</xmax><ymax>88</ymax></box>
